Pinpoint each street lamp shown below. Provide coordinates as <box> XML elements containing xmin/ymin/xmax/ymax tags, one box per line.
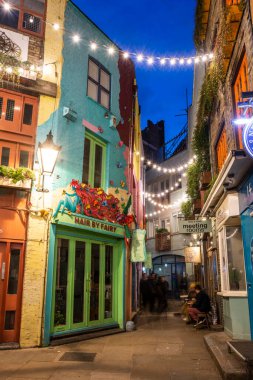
<box><xmin>37</xmin><ymin>131</ymin><xmax>61</xmax><ymax>191</ymax></box>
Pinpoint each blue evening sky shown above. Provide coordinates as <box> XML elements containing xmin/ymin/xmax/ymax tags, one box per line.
<box><xmin>73</xmin><ymin>0</ymin><xmax>196</xmax><ymax>141</ymax></box>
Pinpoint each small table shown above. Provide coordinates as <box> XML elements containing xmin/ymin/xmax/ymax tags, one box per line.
<box><xmin>227</xmin><ymin>341</ymin><xmax>253</xmax><ymax>379</ymax></box>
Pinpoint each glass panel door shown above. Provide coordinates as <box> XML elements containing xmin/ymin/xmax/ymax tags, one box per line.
<box><xmin>104</xmin><ymin>245</ymin><xmax>113</xmax><ymax>319</ymax></box>
<box><xmin>89</xmin><ymin>243</ymin><xmax>101</xmax><ymax>322</ymax></box>
<box><xmin>54</xmin><ymin>239</ymin><xmax>69</xmax><ymax>327</ymax></box>
<box><xmin>73</xmin><ymin>241</ymin><xmax>85</xmax><ymax>324</ymax></box>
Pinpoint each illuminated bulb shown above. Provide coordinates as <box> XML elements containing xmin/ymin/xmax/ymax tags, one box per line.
<box><xmin>179</xmin><ymin>178</ymin><xmax>182</xmax><ymax>182</ymax></box>
<box><xmin>53</xmin><ymin>23</ymin><xmax>60</xmax><ymax>30</ymax></box>
<box><xmin>141</xmin><ymin>156</ymin><xmax>144</xmax><ymax>161</ymax></box>
<box><xmin>209</xmin><ymin>53</ymin><xmax>214</xmax><ymax>59</ymax></box>
<box><xmin>147</xmin><ymin>57</ymin><xmax>154</xmax><ymax>65</ymax></box>
<box><xmin>90</xmin><ymin>42</ymin><xmax>97</xmax><ymax>50</ymax></box>
<box><xmin>123</xmin><ymin>51</ymin><xmax>129</xmax><ymax>59</ymax></box>
<box><xmin>136</xmin><ymin>151</ymin><xmax>140</xmax><ymax>155</ymax></box>
<box><xmin>157</xmin><ymin>166</ymin><xmax>161</xmax><ymax>171</ymax></box>
<box><xmin>160</xmin><ymin>58</ymin><xmax>166</xmax><ymax>65</ymax></box>
<box><xmin>193</xmin><ymin>154</ymin><xmax>197</xmax><ymax>159</ymax></box>
<box><xmin>73</xmin><ymin>34</ymin><xmax>80</xmax><ymax>43</ymax></box>
<box><xmin>30</xmin><ymin>64</ymin><xmax>35</xmax><ymax>71</ymax></box>
<box><xmin>18</xmin><ymin>67</ymin><xmax>24</xmax><ymax>75</ymax></box>
<box><xmin>171</xmin><ymin>187</ymin><xmax>174</xmax><ymax>191</ymax></box>
<box><xmin>108</xmin><ymin>46</ymin><xmax>115</xmax><ymax>55</ymax></box>
<box><xmin>179</xmin><ymin>58</ymin><xmax>184</xmax><ymax>65</ymax></box>
<box><xmin>137</xmin><ymin>54</ymin><xmax>144</xmax><ymax>62</ymax></box>
<box><xmin>6</xmin><ymin>67</ymin><xmax>12</xmax><ymax>74</ymax></box>
<box><xmin>170</xmin><ymin>58</ymin><xmax>176</xmax><ymax>65</ymax></box>
<box><xmin>202</xmin><ymin>55</ymin><xmax>207</xmax><ymax>62</ymax></box>
<box><xmin>147</xmin><ymin>160</ymin><xmax>151</xmax><ymax>165</ymax></box>
<box><xmin>195</xmin><ymin>57</ymin><xmax>200</xmax><ymax>63</ymax></box>
<box><xmin>29</xmin><ymin>16</ymin><xmax>34</xmax><ymax>23</ymax></box>
<box><xmin>153</xmin><ymin>164</ymin><xmax>157</xmax><ymax>169</ymax></box>
<box><xmin>187</xmin><ymin>58</ymin><xmax>192</xmax><ymax>64</ymax></box>
<box><xmin>3</xmin><ymin>2</ymin><xmax>11</xmax><ymax>10</ymax></box>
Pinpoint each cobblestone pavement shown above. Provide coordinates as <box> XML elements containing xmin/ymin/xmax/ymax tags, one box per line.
<box><xmin>0</xmin><ymin>312</ymin><xmax>221</xmax><ymax>380</ymax></box>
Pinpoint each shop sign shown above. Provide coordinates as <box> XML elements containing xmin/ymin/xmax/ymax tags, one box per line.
<box><xmin>239</xmin><ymin>172</ymin><xmax>253</xmax><ymax>213</ymax></box>
<box><xmin>184</xmin><ymin>247</ymin><xmax>201</xmax><ymax>263</ymax></box>
<box><xmin>131</xmin><ymin>229</ymin><xmax>146</xmax><ymax>262</ymax></box>
<box><xmin>53</xmin><ymin>212</ymin><xmax>125</xmax><ymax>237</ymax></box>
<box><xmin>243</xmin><ymin>118</ymin><xmax>253</xmax><ymax>159</ymax></box>
<box><xmin>178</xmin><ymin>220</ymin><xmax>212</xmax><ymax>234</ymax></box>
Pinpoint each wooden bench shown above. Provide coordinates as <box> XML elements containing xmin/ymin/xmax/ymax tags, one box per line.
<box><xmin>227</xmin><ymin>341</ymin><xmax>253</xmax><ymax>379</ymax></box>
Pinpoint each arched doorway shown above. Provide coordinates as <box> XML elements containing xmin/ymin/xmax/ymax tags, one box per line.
<box><xmin>152</xmin><ymin>255</ymin><xmax>186</xmax><ymax>299</ymax></box>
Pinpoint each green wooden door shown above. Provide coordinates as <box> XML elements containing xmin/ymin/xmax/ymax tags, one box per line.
<box><xmin>52</xmin><ymin>236</ymin><xmax>118</xmax><ymax>334</ymax></box>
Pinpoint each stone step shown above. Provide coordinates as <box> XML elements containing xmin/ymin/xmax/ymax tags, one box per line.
<box><xmin>204</xmin><ymin>332</ymin><xmax>248</xmax><ymax>380</ymax></box>
<box><xmin>0</xmin><ymin>342</ymin><xmax>20</xmax><ymax>350</ymax></box>
<box><xmin>50</xmin><ymin>326</ymin><xmax>124</xmax><ymax>346</ymax></box>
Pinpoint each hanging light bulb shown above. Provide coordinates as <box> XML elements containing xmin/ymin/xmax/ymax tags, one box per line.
<box><xmin>170</xmin><ymin>58</ymin><xmax>176</xmax><ymax>65</ymax></box>
<box><xmin>6</xmin><ymin>67</ymin><xmax>12</xmax><ymax>74</ymax></box>
<box><xmin>160</xmin><ymin>58</ymin><xmax>166</xmax><ymax>65</ymax></box>
<box><xmin>123</xmin><ymin>51</ymin><xmax>129</xmax><ymax>59</ymax></box>
<box><xmin>18</xmin><ymin>67</ymin><xmax>24</xmax><ymax>75</ymax></box>
<box><xmin>147</xmin><ymin>57</ymin><xmax>154</xmax><ymax>65</ymax></box>
<box><xmin>187</xmin><ymin>58</ymin><xmax>192</xmax><ymax>65</ymax></box>
<box><xmin>179</xmin><ymin>58</ymin><xmax>184</xmax><ymax>65</ymax></box>
<box><xmin>90</xmin><ymin>42</ymin><xmax>97</xmax><ymax>51</ymax></box>
<box><xmin>195</xmin><ymin>57</ymin><xmax>200</xmax><ymax>64</ymax></box>
<box><xmin>53</xmin><ymin>23</ymin><xmax>60</xmax><ymax>30</ymax></box>
<box><xmin>3</xmin><ymin>2</ymin><xmax>11</xmax><ymax>10</ymax></box>
<box><xmin>73</xmin><ymin>34</ymin><xmax>80</xmax><ymax>43</ymax></box>
<box><xmin>202</xmin><ymin>55</ymin><xmax>207</xmax><ymax>62</ymax></box>
<box><xmin>108</xmin><ymin>46</ymin><xmax>115</xmax><ymax>55</ymax></box>
<box><xmin>137</xmin><ymin>54</ymin><xmax>144</xmax><ymax>62</ymax></box>
<box><xmin>209</xmin><ymin>53</ymin><xmax>214</xmax><ymax>59</ymax></box>
<box><xmin>29</xmin><ymin>16</ymin><xmax>34</xmax><ymax>23</ymax></box>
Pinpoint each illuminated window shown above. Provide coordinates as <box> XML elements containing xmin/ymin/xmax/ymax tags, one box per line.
<box><xmin>233</xmin><ymin>53</ymin><xmax>250</xmax><ymax>149</ymax></box>
<box><xmin>216</xmin><ymin>126</ymin><xmax>228</xmax><ymax>172</ymax></box>
<box><xmin>0</xmin><ymin>0</ymin><xmax>46</xmax><ymax>36</ymax></box>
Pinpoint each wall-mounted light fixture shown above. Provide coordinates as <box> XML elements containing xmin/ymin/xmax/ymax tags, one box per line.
<box><xmin>37</xmin><ymin>131</ymin><xmax>61</xmax><ymax>192</ymax></box>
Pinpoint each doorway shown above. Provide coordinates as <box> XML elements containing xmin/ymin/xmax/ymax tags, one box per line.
<box><xmin>52</xmin><ymin>237</ymin><xmax>119</xmax><ymax>335</ymax></box>
<box><xmin>0</xmin><ymin>242</ymin><xmax>24</xmax><ymax>343</ymax></box>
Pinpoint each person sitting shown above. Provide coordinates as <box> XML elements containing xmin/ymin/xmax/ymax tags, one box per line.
<box><xmin>181</xmin><ymin>283</ymin><xmax>196</xmax><ymax>321</ymax></box>
<box><xmin>188</xmin><ymin>285</ymin><xmax>211</xmax><ymax>326</ymax></box>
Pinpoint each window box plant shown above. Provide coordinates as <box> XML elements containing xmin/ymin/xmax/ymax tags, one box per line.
<box><xmin>0</xmin><ymin>166</ymin><xmax>35</xmax><ymax>189</ymax></box>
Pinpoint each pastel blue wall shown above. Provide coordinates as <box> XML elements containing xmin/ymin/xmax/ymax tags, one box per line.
<box><xmin>223</xmin><ymin>297</ymin><xmax>251</xmax><ymax>340</ymax></box>
<box><xmin>37</xmin><ymin>1</ymin><xmax>128</xmax><ymax>192</ymax></box>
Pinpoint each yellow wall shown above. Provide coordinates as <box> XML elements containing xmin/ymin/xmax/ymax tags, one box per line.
<box><xmin>20</xmin><ymin>0</ymin><xmax>66</xmax><ymax>347</ymax></box>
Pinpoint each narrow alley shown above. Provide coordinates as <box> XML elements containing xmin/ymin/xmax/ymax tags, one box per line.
<box><xmin>0</xmin><ymin>312</ymin><xmax>221</xmax><ymax>380</ymax></box>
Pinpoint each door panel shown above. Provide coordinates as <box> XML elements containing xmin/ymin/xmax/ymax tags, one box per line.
<box><xmin>0</xmin><ymin>242</ymin><xmax>24</xmax><ymax>343</ymax></box>
<box><xmin>89</xmin><ymin>243</ymin><xmax>101</xmax><ymax>323</ymax></box>
<box><xmin>72</xmin><ymin>241</ymin><xmax>86</xmax><ymax>325</ymax></box>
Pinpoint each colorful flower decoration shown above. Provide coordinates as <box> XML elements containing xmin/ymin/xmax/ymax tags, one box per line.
<box><xmin>118</xmin><ymin>141</ymin><xmax>124</xmax><ymax>147</ymax></box>
<box><xmin>120</xmin><ymin>180</ymin><xmax>125</xmax><ymax>188</ymax></box>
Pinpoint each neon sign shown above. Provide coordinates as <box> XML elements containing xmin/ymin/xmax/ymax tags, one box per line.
<box><xmin>243</xmin><ymin>117</ymin><xmax>253</xmax><ymax>158</ymax></box>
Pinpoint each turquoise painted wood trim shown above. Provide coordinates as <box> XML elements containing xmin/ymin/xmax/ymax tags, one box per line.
<box><xmin>54</xmin><ymin>221</ymin><xmax>125</xmax><ymax>239</ymax></box>
<box><xmin>42</xmin><ymin>224</ymin><xmax>56</xmax><ymax>346</ymax></box>
<box><xmin>55</xmin><ymin>228</ymin><xmax>119</xmax><ymax>244</ymax></box>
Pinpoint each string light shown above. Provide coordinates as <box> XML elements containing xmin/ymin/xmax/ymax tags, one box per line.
<box><xmin>123</xmin><ymin>51</ymin><xmax>129</xmax><ymax>59</ymax></box>
<box><xmin>108</xmin><ymin>46</ymin><xmax>115</xmax><ymax>55</ymax></box>
<box><xmin>53</xmin><ymin>23</ymin><xmax>60</xmax><ymax>31</ymax></box>
<box><xmin>147</xmin><ymin>57</ymin><xmax>154</xmax><ymax>65</ymax></box>
<box><xmin>73</xmin><ymin>34</ymin><xmax>80</xmax><ymax>43</ymax></box>
<box><xmin>143</xmin><ymin>156</ymin><xmax>195</xmax><ymax>174</ymax></box>
<box><xmin>90</xmin><ymin>42</ymin><xmax>97</xmax><ymax>50</ymax></box>
<box><xmin>3</xmin><ymin>2</ymin><xmax>11</xmax><ymax>11</ymax></box>
<box><xmin>160</xmin><ymin>58</ymin><xmax>166</xmax><ymax>65</ymax></box>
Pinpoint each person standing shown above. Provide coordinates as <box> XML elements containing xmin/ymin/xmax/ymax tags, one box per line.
<box><xmin>140</xmin><ymin>273</ymin><xmax>149</xmax><ymax>309</ymax></box>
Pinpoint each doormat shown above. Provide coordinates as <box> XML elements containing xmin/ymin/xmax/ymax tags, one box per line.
<box><xmin>59</xmin><ymin>352</ymin><xmax>96</xmax><ymax>362</ymax></box>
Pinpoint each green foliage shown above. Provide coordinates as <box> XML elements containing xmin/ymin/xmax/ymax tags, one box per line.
<box><xmin>156</xmin><ymin>228</ymin><xmax>169</xmax><ymax>234</ymax></box>
<box><xmin>0</xmin><ymin>165</ymin><xmax>35</xmax><ymax>183</ymax></box>
<box><xmin>186</xmin><ymin>162</ymin><xmax>202</xmax><ymax>201</ymax></box>
<box><xmin>204</xmin><ymin>174</ymin><xmax>218</xmax><ymax>202</ymax></box>
<box><xmin>194</xmin><ymin>0</ymin><xmax>206</xmax><ymax>49</ymax></box>
<box><xmin>181</xmin><ymin>200</ymin><xmax>193</xmax><ymax>218</ymax></box>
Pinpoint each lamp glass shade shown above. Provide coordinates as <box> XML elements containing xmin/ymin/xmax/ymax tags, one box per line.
<box><xmin>37</xmin><ymin>131</ymin><xmax>61</xmax><ymax>176</ymax></box>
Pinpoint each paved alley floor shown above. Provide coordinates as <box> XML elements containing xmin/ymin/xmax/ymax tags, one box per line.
<box><xmin>0</xmin><ymin>313</ymin><xmax>221</xmax><ymax>380</ymax></box>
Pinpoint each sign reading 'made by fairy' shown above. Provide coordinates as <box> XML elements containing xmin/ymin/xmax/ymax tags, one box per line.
<box><xmin>243</xmin><ymin>118</ymin><xmax>253</xmax><ymax>159</ymax></box>
<box><xmin>178</xmin><ymin>220</ymin><xmax>212</xmax><ymax>234</ymax></box>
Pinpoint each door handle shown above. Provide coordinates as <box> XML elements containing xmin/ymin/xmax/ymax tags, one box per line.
<box><xmin>1</xmin><ymin>262</ymin><xmax>6</xmax><ymax>280</ymax></box>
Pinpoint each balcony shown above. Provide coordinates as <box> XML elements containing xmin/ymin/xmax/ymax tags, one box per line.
<box><xmin>155</xmin><ymin>230</ymin><xmax>171</xmax><ymax>252</ymax></box>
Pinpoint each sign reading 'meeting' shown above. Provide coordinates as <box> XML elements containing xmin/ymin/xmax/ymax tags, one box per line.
<box><xmin>178</xmin><ymin>220</ymin><xmax>212</xmax><ymax>234</ymax></box>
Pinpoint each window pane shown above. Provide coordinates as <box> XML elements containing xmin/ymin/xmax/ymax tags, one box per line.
<box><xmin>24</xmin><ymin>0</ymin><xmax>45</xmax><ymax>14</ymax></box>
<box><xmin>0</xmin><ymin>6</ymin><xmax>19</xmax><ymax>29</ymax></box>
<box><xmin>8</xmin><ymin>249</ymin><xmax>20</xmax><ymax>294</ymax></box>
<box><xmin>105</xmin><ymin>246</ymin><xmax>113</xmax><ymax>319</ymax></box>
<box><xmin>23</xmin><ymin>104</ymin><xmax>33</xmax><ymax>125</ymax></box>
<box><xmin>82</xmin><ymin>138</ymin><xmax>90</xmax><ymax>184</ymax></box>
<box><xmin>88</xmin><ymin>60</ymin><xmax>99</xmax><ymax>82</ymax></box>
<box><xmin>73</xmin><ymin>242</ymin><xmax>85</xmax><ymax>324</ymax></box>
<box><xmin>100</xmin><ymin>70</ymin><xmax>110</xmax><ymax>91</ymax></box>
<box><xmin>0</xmin><ymin>97</ymin><xmax>3</xmax><ymax>118</ymax></box>
<box><xmin>90</xmin><ymin>244</ymin><xmax>100</xmax><ymax>321</ymax></box>
<box><xmin>54</xmin><ymin>239</ymin><xmax>69</xmax><ymax>326</ymax></box>
<box><xmin>226</xmin><ymin>227</ymin><xmax>246</xmax><ymax>291</ymax></box>
<box><xmin>19</xmin><ymin>151</ymin><xmax>29</xmax><ymax>167</ymax></box>
<box><xmin>5</xmin><ymin>100</ymin><xmax>15</xmax><ymax>121</ymax></box>
<box><xmin>87</xmin><ymin>79</ymin><xmax>98</xmax><ymax>102</ymax></box>
<box><xmin>4</xmin><ymin>311</ymin><xmax>15</xmax><ymax>330</ymax></box>
<box><xmin>1</xmin><ymin>147</ymin><xmax>10</xmax><ymax>166</ymax></box>
<box><xmin>100</xmin><ymin>89</ymin><xmax>110</xmax><ymax>109</ymax></box>
<box><xmin>23</xmin><ymin>13</ymin><xmax>41</xmax><ymax>33</ymax></box>
<box><xmin>94</xmin><ymin>144</ymin><xmax>103</xmax><ymax>188</ymax></box>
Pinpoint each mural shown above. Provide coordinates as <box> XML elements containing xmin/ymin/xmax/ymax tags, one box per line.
<box><xmin>53</xmin><ymin>179</ymin><xmax>134</xmax><ymax>227</ymax></box>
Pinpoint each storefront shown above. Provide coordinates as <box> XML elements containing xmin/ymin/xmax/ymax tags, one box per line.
<box><xmin>240</xmin><ymin>172</ymin><xmax>253</xmax><ymax>340</ymax></box>
<box><xmin>216</xmin><ymin>193</ymin><xmax>251</xmax><ymax>340</ymax></box>
<box><xmin>43</xmin><ymin>213</ymin><xmax>126</xmax><ymax>346</ymax></box>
